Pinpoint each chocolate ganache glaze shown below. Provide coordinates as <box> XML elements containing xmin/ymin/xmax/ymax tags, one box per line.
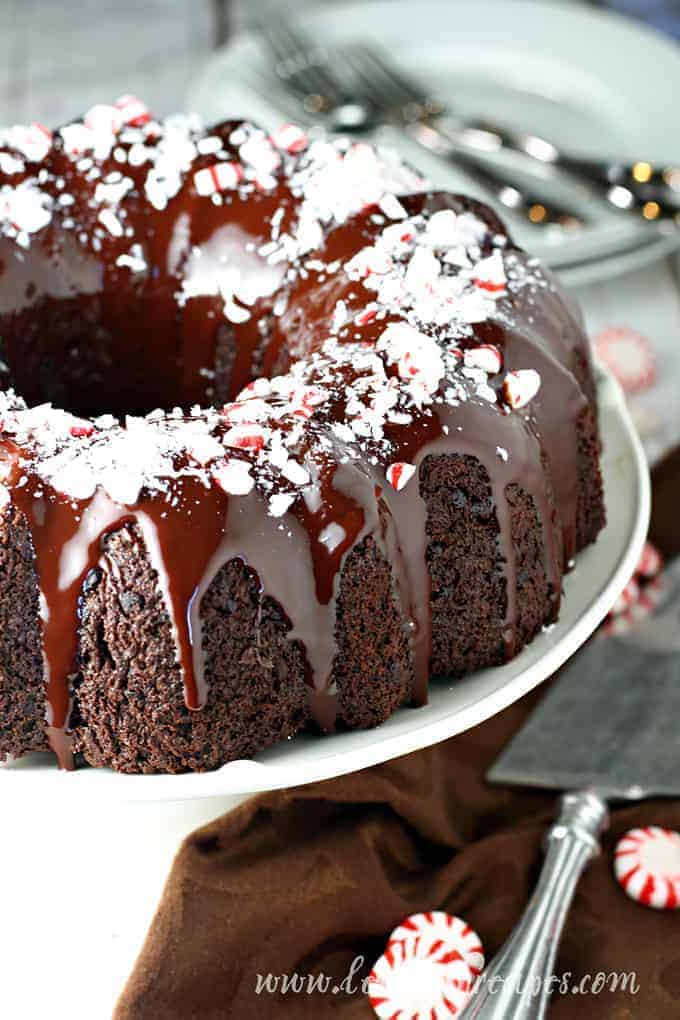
<box><xmin>0</xmin><ymin>100</ymin><xmax>604</xmax><ymax>772</ymax></box>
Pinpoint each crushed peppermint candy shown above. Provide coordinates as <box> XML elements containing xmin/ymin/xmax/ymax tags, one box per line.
<box><xmin>1</xmin><ymin>122</ymin><xmax>52</xmax><ymax>162</ymax></box>
<box><xmin>115</xmin><ymin>95</ymin><xmax>151</xmax><ymax>128</ymax></box>
<box><xmin>223</xmin><ymin>424</ymin><xmax>269</xmax><ymax>452</ymax></box>
<box><xmin>474</xmin><ymin>250</ymin><xmax>507</xmax><ymax>294</ymax></box>
<box><xmin>267</xmin><ymin>136</ymin><xmax>425</xmax><ymax>265</ymax></box>
<box><xmin>0</xmin><ymin>180</ymin><xmax>52</xmax><ymax>238</ymax></box>
<box><xmin>464</xmin><ymin>345</ymin><xmax>502</xmax><ymax>375</ymax></box>
<box><xmin>502</xmin><ymin>369</ymin><xmax>541</xmax><ymax>409</ymax></box>
<box><xmin>379</xmin><ymin>322</ymin><xmax>445</xmax><ymax>405</ymax></box>
<box><xmin>269</xmin><ymin>491</ymin><xmax>296</xmax><ymax>517</ymax></box>
<box><xmin>271</xmin><ymin>123</ymin><xmax>308</xmax><ymax>155</ymax></box>
<box><xmin>1</xmin><ymin>104</ymin><xmax>425</xmax><ymax>327</ymax></box>
<box><xmin>336</xmin><ymin>204</ymin><xmax>508</xmax><ymax>339</ymax></box>
<box><xmin>194</xmin><ymin>161</ymin><xmax>243</xmax><ymax>196</ymax></box>
<box><xmin>84</xmin><ymin>103</ymin><xmax>123</xmax><ymax>137</ymax></box>
<box><xmin>0</xmin><ymin>101</ymin><xmax>552</xmax><ymax>525</ymax></box>
<box><xmin>0</xmin><ymin>152</ymin><xmax>24</xmax><ymax>176</ymax></box>
<box><xmin>386</xmin><ymin>462</ymin><xmax>417</xmax><ymax>491</ymax></box>
<box><xmin>213</xmin><ymin>458</ymin><xmax>255</xmax><ymax>496</ymax></box>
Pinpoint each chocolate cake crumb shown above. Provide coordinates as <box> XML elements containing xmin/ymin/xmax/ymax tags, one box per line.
<box><xmin>0</xmin><ymin>506</ymin><xmax>48</xmax><ymax>759</ymax></box>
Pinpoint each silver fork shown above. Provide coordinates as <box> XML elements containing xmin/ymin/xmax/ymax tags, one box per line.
<box><xmin>344</xmin><ymin>43</ymin><xmax>680</xmax><ymax>223</ymax></box>
<box><xmin>257</xmin><ymin>16</ymin><xmax>588</xmax><ymax>229</ymax></box>
<box><xmin>257</xmin><ymin>18</ymin><xmax>376</xmax><ymax>131</ymax></box>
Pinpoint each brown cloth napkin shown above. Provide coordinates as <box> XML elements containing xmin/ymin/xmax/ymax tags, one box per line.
<box><xmin>116</xmin><ymin>450</ymin><xmax>680</xmax><ymax>1020</ymax></box>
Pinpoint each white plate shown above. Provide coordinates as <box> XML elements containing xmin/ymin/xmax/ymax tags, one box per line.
<box><xmin>187</xmin><ymin>0</ymin><xmax>680</xmax><ymax>286</ymax></box>
<box><xmin>0</xmin><ymin>369</ymin><xmax>650</xmax><ymax>801</ymax></box>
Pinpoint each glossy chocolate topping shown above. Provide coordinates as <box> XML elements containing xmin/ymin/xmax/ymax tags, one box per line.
<box><xmin>0</xmin><ymin>102</ymin><xmax>596</xmax><ymax>767</ymax></box>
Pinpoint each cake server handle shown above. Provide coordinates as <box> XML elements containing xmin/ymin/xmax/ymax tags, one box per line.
<box><xmin>460</xmin><ymin>790</ymin><xmax>609</xmax><ymax>1020</ymax></box>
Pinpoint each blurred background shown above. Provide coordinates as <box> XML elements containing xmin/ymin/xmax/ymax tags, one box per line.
<box><xmin>1</xmin><ymin>0</ymin><xmax>679</xmax><ymax>125</ymax></box>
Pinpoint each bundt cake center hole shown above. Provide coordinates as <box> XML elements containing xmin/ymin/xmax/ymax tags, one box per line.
<box><xmin>2</xmin><ymin>321</ymin><xmax>194</xmax><ymax>419</ymax></box>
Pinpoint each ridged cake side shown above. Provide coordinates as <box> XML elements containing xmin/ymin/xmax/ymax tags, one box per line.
<box><xmin>0</xmin><ymin>454</ymin><xmax>564</xmax><ymax>773</ymax></box>
<box><xmin>0</xmin><ymin>506</ymin><xmax>48</xmax><ymax>759</ymax></box>
<box><xmin>0</xmin><ymin>103</ymin><xmax>604</xmax><ymax>772</ymax></box>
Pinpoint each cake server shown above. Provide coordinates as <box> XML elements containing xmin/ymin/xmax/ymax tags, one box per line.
<box><xmin>461</xmin><ymin>563</ymin><xmax>680</xmax><ymax>1020</ymax></box>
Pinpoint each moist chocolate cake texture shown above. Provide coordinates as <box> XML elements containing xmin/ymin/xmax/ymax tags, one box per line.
<box><xmin>0</xmin><ymin>99</ymin><xmax>605</xmax><ymax>773</ymax></box>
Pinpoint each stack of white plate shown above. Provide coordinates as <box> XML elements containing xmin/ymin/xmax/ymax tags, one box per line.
<box><xmin>188</xmin><ymin>0</ymin><xmax>680</xmax><ymax>287</ymax></box>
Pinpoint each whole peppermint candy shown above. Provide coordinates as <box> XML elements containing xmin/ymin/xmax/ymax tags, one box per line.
<box><xmin>593</xmin><ymin>326</ymin><xmax>656</xmax><ymax>393</ymax></box>
<box><xmin>614</xmin><ymin>826</ymin><xmax>680</xmax><ymax>909</ymax></box>
<box><xmin>368</xmin><ymin>938</ymin><xmax>473</xmax><ymax>1019</ymax></box>
<box><xmin>388</xmin><ymin>910</ymin><xmax>485</xmax><ymax>977</ymax></box>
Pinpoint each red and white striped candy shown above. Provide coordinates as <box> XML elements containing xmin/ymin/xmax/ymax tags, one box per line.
<box><xmin>221</xmin><ymin>398</ymin><xmax>270</xmax><ymax>424</ymax></box>
<box><xmin>602</xmin><ymin>575</ymin><xmax>666</xmax><ymax>637</ymax></box>
<box><xmin>252</xmin><ymin>172</ymin><xmax>279</xmax><ymax>193</ymax></box>
<box><xmin>637</xmin><ymin>541</ymin><xmax>663</xmax><ymax>580</ymax></box>
<box><xmin>632</xmin><ymin>575</ymin><xmax>666</xmax><ymax>618</ymax></box>
<box><xmin>294</xmin><ymin>385</ymin><xmax>329</xmax><ymax>409</ymax></box>
<box><xmin>593</xmin><ymin>326</ymin><xmax>656</xmax><ymax>393</ymax></box>
<box><xmin>610</xmin><ymin>576</ymin><xmax>640</xmax><ymax>616</ymax></box>
<box><xmin>194</xmin><ymin>161</ymin><xmax>243</xmax><ymax>196</ymax></box>
<box><xmin>602</xmin><ymin>540</ymin><xmax>664</xmax><ymax>636</ymax></box>
<box><xmin>115</xmin><ymin>95</ymin><xmax>151</xmax><ymax>128</ymax></box>
<box><xmin>502</xmin><ymin>369</ymin><xmax>541</xmax><ymax>409</ymax></box>
<box><xmin>464</xmin><ymin>344</ymin><xmax>503</xmax><ymax>375</ymax></box>
<box><xmin>59</xmin><ymin>122</ymin><xmax>94</xmax><ymax>156</ymax></box>
<box><xmin>386</xmin><ymin>462</ymin><xmax>417</xmax><ymax>491</ymax></box>
<box><xmin>601</xmin><ymin>612</ymin><xmax>629</xmax><ymax>638</ymax></box>
<box><xmin>84</xmin><ymin>104</ymin><xmax>122</xmax><ymax>136</ymax></box>
<box><xmin>602</xmin><ymin>540</ymin><xmax>665</xmax><ymax>636</ymax></box>
<box><xmin>239</xmin><ymin>135</ymin><xmax>281</xmax><ymax>175</ymax></box>
<box><xmin>396</xmin><ymin>351</ymin><xmax>415</xmax><ymax>380</ymax></box>
<box><xmin>236</xmin><ymin>378</ymin><xmax>272</xmax><ymax>401</ymax></box>
<box><xmin>382</xmin><ymin>222</ymin><xmax>416</xmax><ymax>251</ymax></box>
<box><xmin>379</xmin><ymin>193</ymin><xmax>408</xmax><ymax>221</ymax></box>
<box><xmin>369</xmin><ymin>939</ymin><xmax>473</xmax><ymax>1019</ymax></box>
<box><xmin>290</xmin><ymin>403</ymin><xmax>314</xmax><ymax>421</ymax></box>
<box><xmin>69</xmin><ymin>421</ymin><xmax>95</xmax><ymax>439</ymax></box>
<box><xmin>389</xmin><ymin>912</ymin><xmax>485</xmax><ymax>977</ymax></box>
<box><xmin>271</xmin><ymin>123</ymin><xmax>308</xmax><ymax>154</ymax></box>
<box><xmin>355</xmin><ymin>304</ymin><xmax>379</xmax><ymax>327</ymax></box>
<box><xmin>4</xmin><ymin>122</ymin><xmax>52</xmax><ymax>162</ymax></box>
<box><xmin>614</xmin><ymin>826</ymin><xmax>680</xmax><ymax>909</ymax></box>
<box><xmin>345</xmin><ymin>246</ymin><xmax>393</xmax><ymax>278</ymax></box>
<box><xmin>473</xmin><ymin>250</ymin><xmax>506</xmax><ymax>295</ymax></box>
<box><xmin>223</xmin><ymin>423</ymin><xmax>269</xmax><ymax>452</ymax></box>
<box><xmin>4</xmin><ymin>185</ymin><xmax>52</xmax><ymax>234</ymax></box>
<box><xmin>286</xmin><ymin>385</ymin><xmax>329</xmax><ymax>421</ymax></box>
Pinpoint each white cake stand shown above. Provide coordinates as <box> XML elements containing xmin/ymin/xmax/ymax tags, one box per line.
<box><xmin>186</xmin><ymin>0</ymin><xmax>680</xmax><ymax>286</ymax></box>
<box><xmin>0</xmin><ymin>368</ymin><xmax>649</xmax><ymax>1020</ymax></box>
<box><xmin>0</xmin><ymin>368</ymin><xmax>650</xmax><ymax>801</ymax></box>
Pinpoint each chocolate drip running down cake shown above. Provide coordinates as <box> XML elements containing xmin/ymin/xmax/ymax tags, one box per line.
<box><xmin>0</xmin><ymin>99</ymin><xmax>604</xmax><ymax>773</ymax></box>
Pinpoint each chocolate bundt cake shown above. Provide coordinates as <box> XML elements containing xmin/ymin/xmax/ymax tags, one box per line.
<box><xmin>0</xmin><ymin>99</ymin><xmax>605</xmax><ymax>773</ymax></box>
